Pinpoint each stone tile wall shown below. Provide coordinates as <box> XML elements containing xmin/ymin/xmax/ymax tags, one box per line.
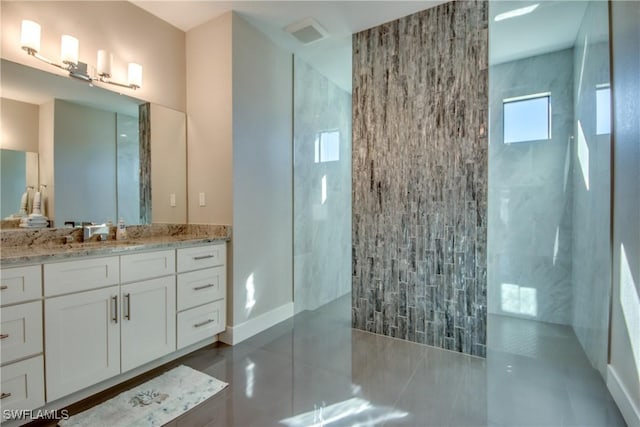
<box><xmin>351</xmin><ymin>0</ymin><xmax>489</xmax><ymax>357</ymax></box>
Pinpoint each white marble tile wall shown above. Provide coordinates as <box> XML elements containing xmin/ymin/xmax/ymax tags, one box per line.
<box><xmin>571</xmin><ymin>1</ymin><xmax>611</xmax><ymax>378</ymax></box>
<box><xmin>488</xmin><ymin>49</ymin><xmax>575</xmax><ymax>325</ymax></box>
<box><xmin>293</xmin><ymin>57</ymin><xmax>352</xmax><ymax>314</ymax></box>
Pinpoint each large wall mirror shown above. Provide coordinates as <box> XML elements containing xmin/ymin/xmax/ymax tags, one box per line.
<box><xmin>1</xmin><ymin>59</ymin><xmax>188</xmax><ymax>228</ymax></box>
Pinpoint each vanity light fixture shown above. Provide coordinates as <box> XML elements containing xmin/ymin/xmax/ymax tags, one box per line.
<box><xmin>20</xmin><ymin>19</ymin><xmax>142</xmax><ymax>90</ymax></box>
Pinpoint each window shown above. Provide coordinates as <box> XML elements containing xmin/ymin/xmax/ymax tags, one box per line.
<box><xmin>314</xmin><ymin>130</ymin><xmax>340</xmax><ymax>163</ymax></box>
<box><xmin>503</xmin><ymin>93</ymin><xmax>551</xmax><ymax>143</ymax></box>
<box><xmin>596</xmin><ymin>85</ymin><xmax>611</xmax><ymax>135</ymax></box>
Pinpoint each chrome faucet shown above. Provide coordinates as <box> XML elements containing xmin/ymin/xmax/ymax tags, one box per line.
<box><xmin>83</xmin><ymin>224</ymin><xmax>110</xmax><ymax>241</ymax></box>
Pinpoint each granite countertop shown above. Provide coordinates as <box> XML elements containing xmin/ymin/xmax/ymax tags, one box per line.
<box><xmin>0</xmin><ymin>224</ymin><xmax>231</xmax><ymax>267</ymax></box>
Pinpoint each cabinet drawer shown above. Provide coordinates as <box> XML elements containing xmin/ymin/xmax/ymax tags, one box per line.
<box><xmin>120</xmin><ymin>250</ymin><xmax>175</xmax><ymax>283</ymax></box>
<box><xmin>0</xmin><ymin>265</ymin><xmax>42</xmax><ymax>306</ymax></box>
<box><xmin>0</xmin><ymin>356</ymin><xmax>45</xmax><ymax>420</ymax></box>
<box><xmin>177</xmin><ymin>300</ymin><xmax>225</xmax><ymax>349</ymax></box>
<box><xmin>177</xmin><ymin>267</ymin><xmax>225</xmax><ymax>311</ymax></box>
<box><xmin>177</xmin><ymin>244</ymin><xmax>225</xmax><ymax>273</ymax></box>
<box><xmin>0</xmin><ymin>301</ymin><xmax>43</xmax><ymax>364</ymax></box>
<box><xmin>44</xmin><ymin>257</ymin><xmax>119</xmax><ymax>296</ymax></box>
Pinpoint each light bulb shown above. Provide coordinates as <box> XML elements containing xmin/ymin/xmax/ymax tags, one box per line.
<box><xmin>61</xmin><ymin>35</ymin><xmax>79</xmax><ymax>65</ymax></box>
<box><xmin>21</xmin><ymin>20</ymin><xmax>41</xmax><ymax>53</ymax></box>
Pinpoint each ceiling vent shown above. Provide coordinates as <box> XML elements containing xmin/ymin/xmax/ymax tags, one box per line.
<box><xmin>284</xmin><ymin>18</ymin><xmax>328</xmax><ymax>45</ymax></box>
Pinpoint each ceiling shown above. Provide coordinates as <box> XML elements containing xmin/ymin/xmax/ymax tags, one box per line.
<box><xmin>130</xmin><ymin>1</ymin><xmax>447</xmax><ymax>92</ymax></box>
<box><xmin>132</xmin><ymin>1</ymin><xmax>596</xmax><ymax>91</ymax></box>
<box><xmin>489</xmin><ymin>1</ymin><xmax>590</xmax><ymax>65</ymax></box>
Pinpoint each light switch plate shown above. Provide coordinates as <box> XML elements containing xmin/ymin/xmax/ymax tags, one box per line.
<box><xmin>199</xmin><ymin>192</ymin><xmax>206</xmax><ymax>207</ymax></box>
<box><xmin>170</xmin><ymin>193</ymin><xmax>176</xmax><ymax>207</ymax></box>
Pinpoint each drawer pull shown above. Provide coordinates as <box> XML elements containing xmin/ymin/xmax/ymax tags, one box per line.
<box><xmin>111</xmin><ymin>295</ymin><xmax>118</xmax><ymax>323</ymax></box>
<box><xmin>0</xmin><ymin>285</ymin><xmax>7</xmax><ymax>290</ymax></box>
<box><xmin>194</xmin><ymin>319</ymin><xmax>215</xmax><ymax>328</ymax></box>
<box><xmin>193</xmin><ymin>284</ymin><xmax>215</xmax><ymax>291</ymax></box>
<box><xmin>0</xmin><ymin>334</ymin><xmax>9</xmax><ymax>340</ymax></box>
<box><xmin>124</xmin><ymin>293</ymin><xmax>131</xmax><ymax>320</ymax></box>
<box><xmin>193</xmin><ymin>255</ymin><xmax>215</xmax><ymax>260</ymax></box>
<box><xmin>0</xmin><ymin>392</ymin><xmax>11</xmax><ymax>400</ymax></box>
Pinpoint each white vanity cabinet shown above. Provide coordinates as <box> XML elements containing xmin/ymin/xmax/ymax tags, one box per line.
<box><xmin>176</xmin><ymin>245</ymin><xmax>226</xmax><ymax>349</ymax></box>
<box><xmin>0</xmin><ymin>265</ymin><xmax>45</xmax><ymax>419</ymax></box>
<box><xmin>3</xmin><ymin>240</ymin><xmax>227</xmax><ymax>413</ymax></box>
<box><xmin>119</xmin><ymin>250</ymin><xmax>177</xmax><ymax>372</ymax></box>
<box><xmin>43</xmin><ymin>256</ymin><xmax>122</xmax><ymax>401</ymax></box>
<box><xmin>44</xmin><ymin>285</ymin><xmax>121</xmax><ymax>402</ymax></box>
<box><xmin>120</xmin><ymin>276</ymin><xmax>176</xmax><ymax>372</ymax></box>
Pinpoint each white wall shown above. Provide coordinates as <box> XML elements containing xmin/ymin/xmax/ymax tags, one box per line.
<box><xmin>609</xmin><ymin>2</ymin><xmax>640</xmax><ymax>426</ymax></box>
<box><xmin>231</xmin><ymin>13</ymin><xmax>293</xmax><ymax>326</ymax></box>
<box><xmin>150</xmin><ymin>104</ymin><xmax>187</xmax><ymax>224</ymax></box>
<box><xmin>1</xmin><ymin>97</ymin><xmax>39</xmax><ymax>152</ymax></box>
<box><xmin>53</xmin><ymin>100</ymin><xmax>117</xmax><ymax>225</ymax></box>
<box><xmin>186</xmin><ymin>12</ymin><xmax>233</xmax><ymax>226</ymax></box>
<box><xmin>1</xmin><ymin>1</ymin><xmax>186</xmax><ymax>112</ymax></box>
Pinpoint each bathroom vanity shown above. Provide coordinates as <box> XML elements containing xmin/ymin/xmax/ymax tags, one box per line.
<box><xmin>0</xmin><ymin>225</ymin><xmax>229</xmax><ymax>422</ymax></box>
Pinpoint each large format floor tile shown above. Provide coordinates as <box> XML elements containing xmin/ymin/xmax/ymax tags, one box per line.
<box><xmin>43</xmin><ymin>294</ymin><xmax>626</xmax><ymax>427</ymax></box>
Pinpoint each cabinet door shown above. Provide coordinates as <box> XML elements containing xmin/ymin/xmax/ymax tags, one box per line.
<box><xmin>45</xmin><ymin>286</ymin><xmax>120</xmax><ymax>402</ymax></box>
<box><xmin>121</xmin><ymin>276</ymin><xmax>176</xmax><ymax>372</ymax></box>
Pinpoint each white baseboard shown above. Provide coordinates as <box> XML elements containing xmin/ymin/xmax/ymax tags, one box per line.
<box><xmin>607</xmin><ymin>364</ymin><xmax>640</xmax><ymax>427</ymax></box>
<box><xmin>220</xmin><ymin>302</ymin><xmax>294</xmax><ymax>345</ymax></box>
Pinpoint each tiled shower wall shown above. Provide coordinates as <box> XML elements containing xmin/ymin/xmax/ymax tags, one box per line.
<box><xmin>293</xmin><ymin>57</ymin><xmax>352</xmax><ymax>313</ymax></box>
<box><xmin>352</xmin><ymin>0</ymin><xmax>489</xmax><ymax>357</ymax></box>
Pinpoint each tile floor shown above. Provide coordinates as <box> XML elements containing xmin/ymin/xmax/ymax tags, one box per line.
<box><xmin>162</xmin><ymin>294</ymin><xmax>626</xmax><ymax>427</ymax></box>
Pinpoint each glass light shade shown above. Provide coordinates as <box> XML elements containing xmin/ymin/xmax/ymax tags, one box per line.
<box><xmin>127</xmin><ymin>63</ymin><xmax>142</xmax><ymax>88</ymax></box>
<box><xmin>97</xmin><ymin>50</ymin><xmax>112</xmax><ymax>77</ymax></box>
<box><xmin>21</xmin><ymin>20</ymin><xmax>41</xmax><ymax>52</ymax></box>
<box><xmin>60</xmin><ymin>35</ymin><xmax>79</xmax><ymax>65</ymax></box>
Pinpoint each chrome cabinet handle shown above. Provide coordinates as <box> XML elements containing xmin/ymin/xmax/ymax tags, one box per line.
<box><xmin>124</xmin><ymin>293</ymin><xmax>131</xmax><ymax>320</ymax></box>
<box><xmin>0</xmin><ymin>285</ymin><xmax>8</xmax><ymax>290</ymax></box>
<box><xmin>194</xmin><ymin>319</ymin><xmax>215</xmax><ymax>328</ymax></box>
<box><xmin>111</xmin><ymin>295</ymin><xmax>118</xmax><ymax>323</ymax></box>
<box><xmin>193</xmin><ymin>255</ymin><xmax>214</xmax><ymax>260</ymax></box>
<box><xmin>0</xmin><ymin>334</ymin><xmax>8</xmax><ymax>340</ymax></box>
<box><xmin>0</xmin><ymin>392</ymin><xmax>11</xmax><ymax>400</ymax></box>
<box><xmin>193</xmin><ymin>284</ymin><xmax>215</xmax><ymax>291</ymax></box>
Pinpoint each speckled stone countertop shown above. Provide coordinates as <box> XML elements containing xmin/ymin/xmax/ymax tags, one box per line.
<box><xmin>0</xmin><ymin>224</ymin><xmax>231</xmax><ymax>267</ymax></box>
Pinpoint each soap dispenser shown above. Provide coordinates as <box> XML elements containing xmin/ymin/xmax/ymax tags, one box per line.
<box><xmin>116</xmin><ymin>218</ymin><xmax>128</xmax><ymax>240</ymax></box>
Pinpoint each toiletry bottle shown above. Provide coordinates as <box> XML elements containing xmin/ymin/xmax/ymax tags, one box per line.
<box><xmin>116</xmin><ymin>218</ymin><xmax>128</xmax><ymax>241</ymax></box>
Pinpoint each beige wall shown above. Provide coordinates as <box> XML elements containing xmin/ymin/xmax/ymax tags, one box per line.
<box><xmin>186</xmin><ymin>12</ymin><xmax>233</xmax><ymax>225</ymax></box>
<box><xmin>1</xmin><ymin>97</ymin><xmax>39</xmax><ymax>152</ymax></box>
<box><xmin>1</xmin><ymin>1</ymin><xmax>186</xmax><ymax>112</ymax></box>
<box><xmin>150</xmin><ymin>104</ymin><xmax>187</xmax><ymax>224</ymax></box>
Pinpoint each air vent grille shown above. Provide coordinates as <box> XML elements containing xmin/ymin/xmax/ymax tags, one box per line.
<box><xmin>285</xmin><ymin>18</ymin><xmax>328</xmax><ymax>45</ymax></box>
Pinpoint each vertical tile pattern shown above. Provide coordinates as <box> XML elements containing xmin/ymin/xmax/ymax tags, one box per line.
<box><xmin>139</xmin><ymin>103</ymin><xmax>151</xmax><ymax>225</ymax></box>
<box><xmin>351</xmin><ymin>0</ymin><xmax>489</xmax><ymax>357</ymax></box>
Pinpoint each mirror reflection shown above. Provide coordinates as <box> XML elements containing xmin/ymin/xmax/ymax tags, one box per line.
<box><xmin>1</xmin><ymin>149</ymin><xmax>38</xmax><ymax>219</ymax></box>
<box><xmin>0</xmin><ymin>59</ymin><xmax>147</xmax><ymax>227</ymax></box>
